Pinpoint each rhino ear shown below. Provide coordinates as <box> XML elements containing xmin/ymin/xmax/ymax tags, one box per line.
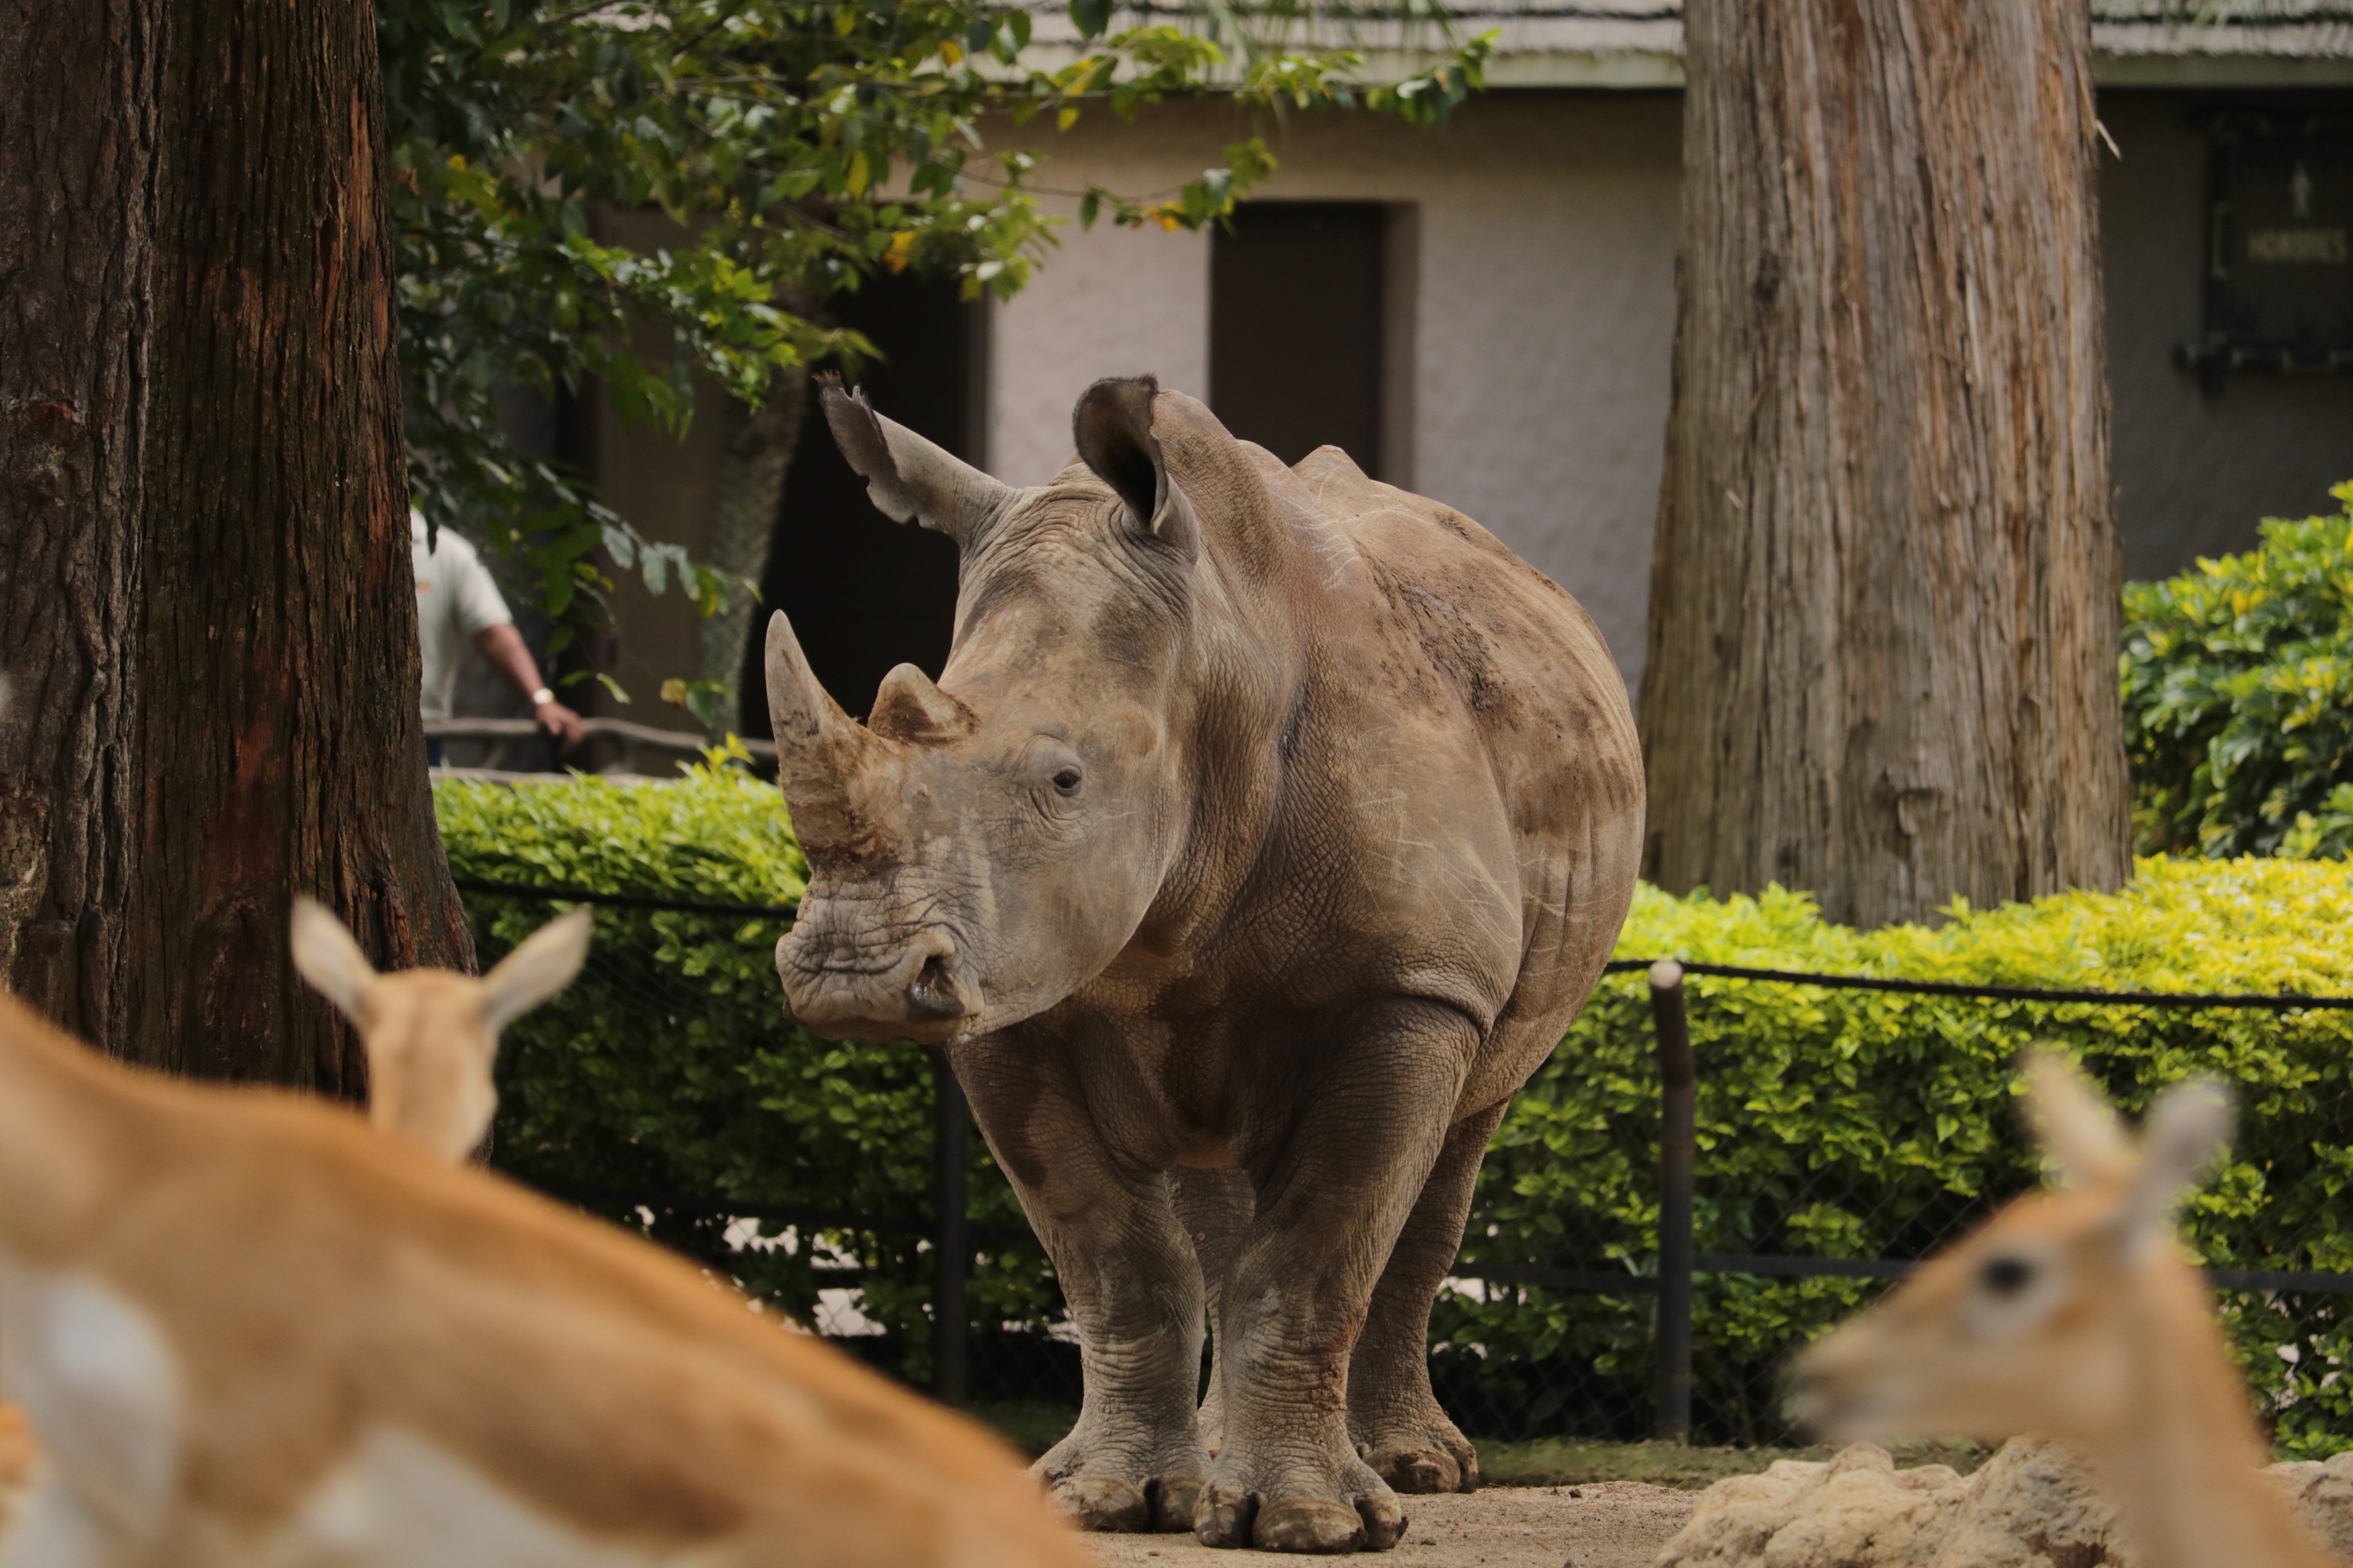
<box><xmin>1073</xmin><ymin>375</ymin><xmax>1199</xmax><ymax>561</ymax></box>
<box><xmin>819</xmin><ymin>373</ymin><xmax>1015</xmax><ymax>549</ymax></box>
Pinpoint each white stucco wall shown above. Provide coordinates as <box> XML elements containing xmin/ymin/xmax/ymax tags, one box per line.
<box><xmin>985</xmin><ymin>95</ymin><xmax>1684</xmax><ymax>693</ymax></box>
<box><xmin>989</xmin><ymin>219</ymin><xmax>1212</xmax><ymax>483</ymax></box>
<box><xmin>985</xmin><ymin>89</ymin><xmax>2353</xmax><ymax>700</ymax></box>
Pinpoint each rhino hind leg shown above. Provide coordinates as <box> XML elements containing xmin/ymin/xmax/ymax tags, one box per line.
<box><xmin>954</xmin><ymin>1042</ymin><xmax>1211</xmax><ymax>1534</ymax></box>
<box><xmin>1195</xmin><ymin>998</ymin><xmax>1478</xmax><ymax>1553</ymax></box>
<box><xmin>1346</xmin><ymin>1100</ymin><xmax>1506</xmax><ymax>1496</ymax></box>
<box><xmin>1170</xmin><ymin>1167</ymin><xmax>1253</xmax><ymax>1459</ymax></box>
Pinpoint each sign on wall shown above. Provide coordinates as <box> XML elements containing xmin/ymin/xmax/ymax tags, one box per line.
<box><xmin>2177</xmin><ymin>114</ymin><xmax>2353</xmax><ymax>393</ymax></box>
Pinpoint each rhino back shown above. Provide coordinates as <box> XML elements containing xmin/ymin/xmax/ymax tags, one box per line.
<box><xmin>1291</xmin><ymin>446</ymin><xmax>1645</xmax><ymax>1082</ymax></box>
<box><xmin>1145</xmin><ymin>407</ymin><xmax>1640</xmax><ymax>1065</ymax></box>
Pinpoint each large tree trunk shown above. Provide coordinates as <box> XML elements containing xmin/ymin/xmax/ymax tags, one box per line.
<box><xmin>1638</xmin><ymin>0</ymin><xmax>2132</xmax><ymax>929</ymax></box>
<box><xmin>0</xmin><ymin>0</ymin><xmax>470</xmax><ymax>1087</ymax></box>
<box><xmin>697</xmin><ymin>370</ymin><xmax>808</xmax><ymax>731</ymax></box>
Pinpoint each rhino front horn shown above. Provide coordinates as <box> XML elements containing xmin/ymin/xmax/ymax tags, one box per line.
<box><xmin>764</xmin><ymin>611</ymin><xmax>897</xmax><ymax>852</ymax></box>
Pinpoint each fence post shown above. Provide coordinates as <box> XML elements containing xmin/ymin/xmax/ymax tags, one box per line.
<box><xmin>1650</xmin><ymin>958</ymin><xmax>1696</xmax><ymax>1444</ymax></box>
<box><xmin>932</xmin><ymin>1056</ymin><xmax>971</xmax><ymax>1406</ymax></box>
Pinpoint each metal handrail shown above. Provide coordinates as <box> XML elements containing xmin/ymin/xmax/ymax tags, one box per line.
<box><xmin>425</xmin><ymin>717</ymin><xmax>778</xmax><ymax>779</ymax></box>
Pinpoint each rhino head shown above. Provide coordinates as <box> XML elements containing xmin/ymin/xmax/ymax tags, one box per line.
<box><xmin>767</xmin><ymin>374</ymin><xmax>1202</xmax><ymax>1044</ymax></box>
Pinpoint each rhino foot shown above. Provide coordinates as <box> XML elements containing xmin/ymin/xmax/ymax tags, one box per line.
<box><xmin>1359</xmin><ymin>1428</ymin><xmax>1480</xmax><ymax>1494</ymax></box>
<box><xmin>1365</xmin><ymin>1445</ymin><xmax>1469</xmax><ymax>1495</ymax></box>
<box><xmin>1352</xmin><ymin>1401</ymin><xmax>1480</xmax><ymax>1495</ymax></box>
<box><xmin>1193</xmin><ymin>1455</ymin><xmax>1404</xmax><ymax>1551</ymax></box>
<box><xmin>1046</xmin><ymin>1476</ymin><xmax>1150</xmax><ymax>1532</ymax></box>
<box><xmin>1033</xmin><ymin>1424</ymin><xmax>1208</xmax><ymax>1534</ymax></box>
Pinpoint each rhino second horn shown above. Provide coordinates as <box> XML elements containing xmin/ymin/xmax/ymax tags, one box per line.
<box><xmin>764</xmin><ymin>610</ymin><xmax>898</xmax><ymax>851</ymax></box>
<box><xmin>870</xmin><ymin>663</ymin><xmax>977</xmax><ymax>746</ymax></box>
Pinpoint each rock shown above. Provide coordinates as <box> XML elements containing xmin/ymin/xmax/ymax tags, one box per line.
<box><xmin>2265</xmin><ymin>1450</ymin><xmax>2353</xmax><ymax>1563</ymax></box>
<box><xmin>1651</xmin><ymin>1436</ymin><xmax>2353</xmax><ymax>1567</ymax></box>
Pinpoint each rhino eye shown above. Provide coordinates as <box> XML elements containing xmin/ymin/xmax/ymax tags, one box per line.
<box><xmin>1051</xmin><ymin>767</ymin><xmax>1082</xmax><ymax>797</ymax></box>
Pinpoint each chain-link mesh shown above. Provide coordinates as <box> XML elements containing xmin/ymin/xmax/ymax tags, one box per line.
<box><xmin>464</xmin><ymin>884</ymin><xmax>2353</xmax><ymax>1457</ymax></box>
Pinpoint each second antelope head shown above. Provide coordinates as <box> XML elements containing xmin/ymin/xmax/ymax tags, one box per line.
<box><xmin>1789</xmin><ymin>1053</ymin><xmax>2234</xmax><ymax>1449</ymax></box>
<box><xmin>292</xmin><ymin>898</ymin><xmax>593</xmax><ymax>1161</ymax></box>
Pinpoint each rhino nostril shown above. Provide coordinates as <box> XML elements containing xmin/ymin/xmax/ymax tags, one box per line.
<box><xmin>906</xmin><ymin>956</ymin><xmax>966</xmax><ymax>1022</ymax></box>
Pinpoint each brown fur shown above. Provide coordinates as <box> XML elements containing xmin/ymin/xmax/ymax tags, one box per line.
<box><xmin>291</xmin><ymin>897</ymin><xmax>591</xmax><ymax>1163</ymax></box>
<box><xmin>0</xmin><ymin>986</ymin><xmax>1089</xmax><ymax>1566</ymax></box>
<box><xmin>1792</xmin><ymin>1057</ymin><xmax>2332</xmax><ymax>1568</ymax></box>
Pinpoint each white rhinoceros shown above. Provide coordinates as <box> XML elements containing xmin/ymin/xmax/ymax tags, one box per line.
<box><xmin>765</xmin><ymin>374</ymin><xmax>1644</xmax><ymax>1554</ymax></box>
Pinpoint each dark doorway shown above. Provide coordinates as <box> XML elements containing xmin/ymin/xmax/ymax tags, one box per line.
<box><xmin>739</xmin><ymin>273</ymin><xmax>979</xmax><ymax>733</ymax></box>
<box><xmin>1210</xmin><ymin>202</ymin><xmax>1387</xmax><ymax>472</ymax></box>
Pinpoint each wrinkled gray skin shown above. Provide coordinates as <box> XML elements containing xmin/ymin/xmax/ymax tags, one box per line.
<box><xmin>767</xmin><ymin>374</ymin><xmax>1643</xmax><ymax>1554</ymax></box>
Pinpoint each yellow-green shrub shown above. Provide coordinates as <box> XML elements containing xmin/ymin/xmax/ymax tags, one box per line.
<box><xmin>1460</xmin><ymin>860</ymin><xmax>2353</xmax><ymax>1448</ymax></box>
<box><xmin>438</xmin><ymin>763</ymin><xmax>2353</xmax><ymax>1447</ymax></box>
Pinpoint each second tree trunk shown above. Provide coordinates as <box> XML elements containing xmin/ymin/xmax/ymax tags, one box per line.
<box><xmin>1639</xmin><ymin>0</ymin><xmax>2132</xmax><ymax>929</ymax></box>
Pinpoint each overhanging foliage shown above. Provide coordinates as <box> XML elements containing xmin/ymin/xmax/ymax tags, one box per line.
<box><xmin>380</xmin><ymin>0</ymin><xmax>1489</xmax><ymax>671</ymax></box>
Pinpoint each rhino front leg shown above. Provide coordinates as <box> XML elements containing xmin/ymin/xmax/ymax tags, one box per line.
<box><xmin>1197</xmin><ymin>998</ymin><xmax>1473</xmax><ymax>1554</ymax></box>
<box><xmin>1170</xmin><ymin>1167</ymin><xmax>1253</xmax><ymax>1459</ymax></box>
<box><xmin>1347</xmin><ymin>1099</ymin><xmax>1506</xmax><ymax>1494</ymax></box>
<box><xmin>954</xmin><ymin>1041</ymin><xmax>1209</xmax><ymax>1534</ymax></box>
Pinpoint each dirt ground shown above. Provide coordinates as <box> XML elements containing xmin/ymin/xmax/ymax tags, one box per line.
<box><xmin>1084</xmin><ymin>1484</ymin><xmax>1699</xmax><ymax>1568</ymax></box>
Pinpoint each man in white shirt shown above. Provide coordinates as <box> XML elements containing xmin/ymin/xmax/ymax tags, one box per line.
<box><xmin>413</xmin><ymin>509</ymin><xmax>584</xmax><ymax>758</ymax></box>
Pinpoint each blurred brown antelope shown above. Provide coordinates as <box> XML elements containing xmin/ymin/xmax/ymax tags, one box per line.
<box><xmin>291</xmin><ymin>896</ymin><xmax>591</xmax><ymax>1162</ymax></box>
<box><xmin>0</xmin><ymin>978</ymin><xmax>1090</xmax><ymax>1567</ymax></box>
<box><xmin>1791</xmin><ymin>1054</ymin><xmax>2332</xmax><ymax>1568</ymax></box>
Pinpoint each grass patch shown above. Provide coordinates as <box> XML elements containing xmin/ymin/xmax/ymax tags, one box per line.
<box><xmin>970</xmin><ymin>1401</ymin><xmax>1079</xmax><ymax>1458</ymax></box>
<box><xmin>969</xmin><ymin>1405</ymin><xmax>1992</xmax><ymax>1492</ymax></box>
<box><xmin>1478</xmin><ymin>1435</ymin><xmax>1993</xmax><ymax>1490</ymax></box>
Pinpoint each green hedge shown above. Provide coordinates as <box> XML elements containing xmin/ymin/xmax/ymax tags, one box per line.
<box><xmin>1458</xmin><ymin>862</ymin><xmax>2353</xmax><ymax>1449</ymax></box>
<box><xmin>2124</xmin><ymin>481</ymin><xmax>2353</xmax><ymax>859</ymax></box>
<box><xmin>438</xmin><ymin>755</ymin><xmax>2353</xmax><ymax>1450</ymax></box>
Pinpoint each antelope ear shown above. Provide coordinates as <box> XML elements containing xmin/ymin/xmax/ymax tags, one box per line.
<box><xmin>819</xmin><ymin>373</ymin><xmax>1015</xmax><ymax>548</ymax></box>
<box><xmin>2022</xmin><ymin>1052</ymin><xmax>2135</xmax><ymax>1188</ymax></box>
<box><xmin>2119</xmin><ymin>1077</ymin><xmax>2234</xmax><ymax>1260</ymax></box>
<box><xmin>1073</xmin><ymin>374</ymin><xmax>1199</xmax><ymax>560</ymax></box>
<box><xmin>480</xmin><ymin>907</ymin><xmax>593</xmax><ymax>1035</ymax></box>
<box><xmin>291</xmin><ymin>897</ymin><xmax>379</xmax><ymax>1025</ymax></box>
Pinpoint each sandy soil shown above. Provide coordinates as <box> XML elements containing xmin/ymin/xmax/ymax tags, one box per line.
<box><xmin>1086</xmin><ymin>1484</ymin><xmax>1697</xmax><ymax>1568</ymax></box>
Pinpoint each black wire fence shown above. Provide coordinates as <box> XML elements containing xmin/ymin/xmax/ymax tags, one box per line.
<box><xmin>461</xmin><ymin>878</ymin><xmax>2353</xmax><ymax>1454</ymax></box>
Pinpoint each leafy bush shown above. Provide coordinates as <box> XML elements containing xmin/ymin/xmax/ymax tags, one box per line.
<box><xmin>438</xmin><ymin>763</ymin><xmax>2353</xmax><ymax>1449</ymax></box>
<box><xmin>1457</xmin><ymin>860</ymin><xmax>2353</xmax><ymax>1450</ymax></box>
<box><xmin>2123</xmin><ymin>481</ymin><xmax>2353</xmax><ymax>859</ymax></box>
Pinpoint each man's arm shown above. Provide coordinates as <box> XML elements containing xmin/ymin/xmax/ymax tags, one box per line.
<box><xmin>470</xmin><ymin>624</ymin><xmax>586</xmax><ymax>748</ymax></box>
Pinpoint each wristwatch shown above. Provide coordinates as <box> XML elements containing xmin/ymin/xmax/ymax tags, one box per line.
<box><xmin>531</xmin><ymin>688</ymin><xmax>556</xmax><ymax>706</ymax></box>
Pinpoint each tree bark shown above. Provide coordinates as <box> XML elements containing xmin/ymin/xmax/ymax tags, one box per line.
<box><xmin>1638</xmin><ymin>0</ymin><xmax>2132</xmax><ymax>929</ymax></box>
<box><xmin>0</xmin><ymin>0</ymin><xmax>470</xmax><ymax>1087</ymax></box>
<box><xmin>697</xmin><ymin>370</ymin><xmax>808</xmax><ymax>730</ymax></box>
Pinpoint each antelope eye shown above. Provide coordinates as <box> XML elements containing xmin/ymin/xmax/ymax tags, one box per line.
<box><xmin>1051</xmin><ymin>767</ymin><xmax>1082</xmax><ymax>796</ymax></box>
<box><xmin>1980</xmin><ymin>1255</ymin><xmax>2036</xmax><ymax>1297</ymax></box>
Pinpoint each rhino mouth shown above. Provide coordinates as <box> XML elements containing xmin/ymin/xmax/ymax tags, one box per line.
<box><xmin>777</xmin><ymin>921</ymin><xmax>978</xmax><ymax>1044</ymax></box>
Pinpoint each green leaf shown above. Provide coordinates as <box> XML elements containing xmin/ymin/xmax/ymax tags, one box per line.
<box><xmin>381</xmin><ymin>0</ymin><xmax>1495</xmax><ymax>668</ymax></box>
